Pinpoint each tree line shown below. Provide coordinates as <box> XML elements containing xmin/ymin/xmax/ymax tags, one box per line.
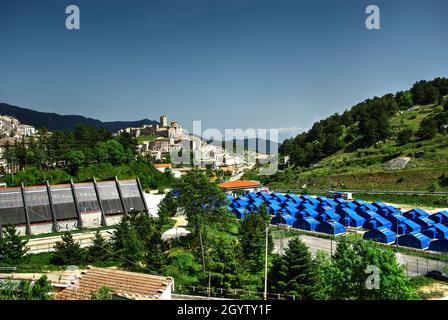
<box><xmin>2</xmin><ymin>125</ymin><xmax>137</xmax><ymax>174</ymax></box>
<box><xmin>0</xmin><ymin>125</ymin><xmax>173</xmax><ymax>189</ymax></box>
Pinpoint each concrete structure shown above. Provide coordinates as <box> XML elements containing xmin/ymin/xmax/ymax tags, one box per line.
<box><xmin>0</xmin><ymin>178</ymin><xmax>148</xmax><ymax>237</ymax></box>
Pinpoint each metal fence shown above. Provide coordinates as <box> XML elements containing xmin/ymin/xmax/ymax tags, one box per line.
<box><xmin>270</xmin><ymin>225</ymin><xmax>448</xmax><ymax>278</ymax></box>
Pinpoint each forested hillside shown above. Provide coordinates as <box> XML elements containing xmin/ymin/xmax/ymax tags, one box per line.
<box><xmin>261</xmin><ymin>77</ymin><xmax>448</xmax><ymax>202</ymax></box>
<box><xmin>280</xmin><ymin>77</ymin><xmax>448</xmax><ymax>167</ymax></box>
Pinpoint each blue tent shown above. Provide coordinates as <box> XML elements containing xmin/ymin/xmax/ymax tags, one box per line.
<box><xmin>334</xmin><ymin>198</ymin><xmax>348</xmax><ymax>205</ymax></box>
<box><xmin>226</xmin><ymin>195</ymin><xmax>235</xmax><ymax>203</ymax></box>
<box><xmin>316</xmin><ymin>205</ymin><xmax>334</xmax><ymax>214</ymax></box>
<box><xmin>435</xmin><ymin>211</ymin><xmax>448</xmax><ymax>224</ymax></box>
<box><xmin>338</xmin><ymin>208</ymin><xmax>366</xmax><ymax>228</ymax></box>
<box><xmin>317</xmin><ymin>196</ymin><xmax>337</xmax><ymax>208</ymax></box>
<box><xmin>367</xmin><ymin>214</ymin><xmax>393</xmax><ymax>229</ymax></box>
<box><xmin>295</xmin><ymin>208</ymin><xmax>319</xmax><ymax>219</ymax></box>
<box><xmin>315</xmin><ymin>220</ymin><xmax>346</xmax><ymax>235</ymax></box>
<box><xmin>355</xmin><ymin>208</ymin><xmax>376</xmax><ymax>220</ymax></box>
<box><xmin>300</xmin><ymin>195</ymin><xmax>319</xmax><ymax>206</ymax></box>
<box><xmin>401</xmin><ymin>219</ymin><xmax>422</xmax><ymax>233</ymax></box>
<box><xmin>432</xmin><ymin>223</ymin><xmax>448</xmax><ymax>240</ymax></box>
<box><xmin>285</xmin><ymin>194</ymin><xmax>302</xmax><ymax>204</ymax></box>
<box><xmin>267</xmin><ymin>198</ymin><xmax>281</xmax><ymax>206</ymax></box>
<box><xmin>429</xmin><ymin>213</ymin><xmax>444</xmax><ymax>224</ymax></box>
<box><xmin>283</xmin><ymin>206</ymin><xmax>299</xmax><ymax>216</ymax></box>
<box><xmin>267</xmin><ymin>203</ymin><xmax>282</xmax><ymax>215</ymax></box>
<box><xmin>404</xmin><ymin>208</ymin><xmax>429</xmax><ymax>220</ymax></box>
<box><xmin>257</xmin><ymin>191</ymin><xmax>272</xmax><ymax>201</ymax></box>
<box><xmin>372</xmin><ymin>201</ymin><xmax>388</xmax><ymax>210</ymax></box>
<box><xmin>272</xmin><ymin>192</ymin><xmax>287</xmax><ymax>203</ymax></box>
<box><xmin>398</xmin><ymin>232</ymin><xmax>431</xmax><ymax>250</ymax></box>
<box><xmin>413</xmin><ymin>217</ymin><xmax>435</xmax><ymax>229</ymax></box>
<box><xmin>233</xmin><ymin>199</ymin><xmax>249</xmax><ymax>208</ymax></box>
<box><xmin>316</xmin><ymin>211</ymin><xmax>341</xmax><ymax>223</ymax></box>
<box><xmin>390</xmin><ymin>215</ymin><xmax>421</xmax><ymax>234</ymax></box>
<box><xmin>363</xmin><ymin>227</ymin><xmax>396</xmax><ymax>244</ymax></box>
<box><xmin>336</xmin><ymin>202</ymin><xmax>357</xmax><ymax>211</ymax></box>
<box><xmin>232</xmin><ymin>207</ymin><xmax>248</xmax><ymax>219</ymax></box>
<box><xmin>429</xmin><ymin>239</ymin><xmax>448</xmax><ymax>252</ymax></box>
<box><xmin>250</xmin><ymin>198</ymin><xmax>264</xmax><ymax>208</ymax></box>
<box><xmin>298</xmin><ymin>202</ymin><xmax>318</xmax><ymax>211</ymax></box>
<box><xmin>245</xmin><ymin>192</ymin><xmax>259</xmax><ymax>199</ymax></box>
<box><xmin>353</xmin><ymin>200</ymin><xmax>377</xmax><ymax>211</ymax></box>
<box><xmin>271</xmin><ymin>213</ymin><xmax>295</xmax><ymax>226</ymax></box>
<box><xmin>293</xmin><ymin>217</ymin><xmax>320</xmax><ymax>231</ymax></box>
<box><xmin>378</xmin><ymin>206</ymin><xmax>400</xmax><ymax>218</ymax></box>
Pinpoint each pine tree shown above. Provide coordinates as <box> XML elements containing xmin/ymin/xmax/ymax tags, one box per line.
<box><xmin>91</xmin><ymin>286</ymin><xmax>114</xmax><ymax>300</ymax></box>
<box><xmin>282</xmin><ymin>237</ymin><xmax>320</xmax><ymax>300</ymax></box>
<box><xmin>113</xmin><ymin>219</ymin><xmax>144</xmax><ymax>271</ymax></box>
<box><xmin>51</xmin><ymin>233</ymin><xmax>85</xmax><ymax>266</ymax></box>
<box><xmin>29</xmin><ymin>275</ymin><xmax>54</xmax><ymax>300</ymax></box>
<box><xmin>204</xmin><ymin>238</ymin><xmax>245</xmax><ymax>291</ymax></box>
<box><xmin>157</xmin><ymin>192</ymin><xmax>177</xmax><ymax>227</ymax></box>
<box><xmin>0</xmin><ymin>224</ymin><xmax>28</xmax><ymax>265</ymax></box>
<box><xmin>87</xmin><ymin>231</ymin><xmax>113</xmax><ymax>264</ymax></box>
<box><xmin>238</xmin><ymin>206</ymin><xmax>273</xmax><ymax>273</ymax></box>
<box><xmin>144</xmin><ymin>229</ymin><xmax>167</xmax><ymax>274</ymax></box>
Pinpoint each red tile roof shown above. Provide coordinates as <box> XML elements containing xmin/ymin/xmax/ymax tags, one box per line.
<box><xmin>154</xmin><ymin>163</ymin><xmax>172</xmax><ymax>169</ymax></box>
<box><xmin>55</xmin><ymin>267</ymin><xmax>172</xmax><ymax>300</ymax></box>
<box><xmin>218</xmin><ymin>180</ymin><xmax>261</xmax><ymax>189</ymax></box>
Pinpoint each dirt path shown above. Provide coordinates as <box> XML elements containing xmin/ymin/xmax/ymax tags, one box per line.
<box><xmin>172</xmin><ymin>216</ymin><xmax>188</xmax><ymax>227</ymax></box>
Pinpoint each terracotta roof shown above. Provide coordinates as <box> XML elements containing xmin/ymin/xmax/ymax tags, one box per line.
<box><xmin>55</xmin><ymin>267</ymin><xmax>173</xmax><ymax>300</ymax></box>
<box><xmin>218</xmin><ymin>180</ymin><xmax>261</xmax><ymax>189</ymax></box>
<box><xmin>154</xmin><ymin>163</ymin><xmax>172</xmax><ymax>169</ymax></box>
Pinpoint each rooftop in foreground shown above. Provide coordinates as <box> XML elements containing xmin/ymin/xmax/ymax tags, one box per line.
<box><xmin>56</xmin><ymin>267</ymin><xmax>173</xmax><ymax>300</ymax></box>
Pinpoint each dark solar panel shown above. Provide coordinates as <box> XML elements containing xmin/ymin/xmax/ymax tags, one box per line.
<box><xmin>50</xmin><ymin>184</ymin><xmax>78</xmax><ymax>220</ymax></box>
<box><xmin>97</xmin><ymin>181</ymin><xmax>124</xmax><ymax>215</ymax></box>
<box><xmin>119</xmin><ymin>180</ymin><xmax>145</xmax><ymax>211</ymax></box>
<box><xmin>0</xmin><ymin>179</ymin><xmax>146</xmax><ymax>229</ymax></box>
<box><xmin>74</xmin><ymin>183</ymin><xmax>101</xmax><ymax>213</ymax></box>
<box><xmin>0</xmin><ymin>188</ymin><xmax>27</xmax><ymax>225</ymax></box>
<box><xmin>24</xmin><ymin>186</ymin><xmax>53</xmax><ymax>223</ymax></box>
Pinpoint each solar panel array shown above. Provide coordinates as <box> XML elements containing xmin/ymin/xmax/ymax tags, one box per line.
<box><xmin>228</xmin><ymin>192</ymin><xmax>448</xmax><ymax>252</ymax></box>
<box><xmin>0</xmin><ymin>179</ymin><xmax>147</xmax><ymax>232</ymax></box>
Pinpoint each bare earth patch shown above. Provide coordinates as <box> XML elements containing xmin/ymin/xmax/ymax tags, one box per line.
<box><xmin>418</xmin><ymin>281</ymin><xmax>448</xmax><ymax>299</ymax></box>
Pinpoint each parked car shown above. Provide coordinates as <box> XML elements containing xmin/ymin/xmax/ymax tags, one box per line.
<box><xmin>426</xmin><ymin>270</ymin><xmax>448</xmax><ymax>282</ymax></box>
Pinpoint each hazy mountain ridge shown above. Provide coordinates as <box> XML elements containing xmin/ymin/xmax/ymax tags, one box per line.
<box><xmin>0</xmin><ymin>103</ymin><xmax>158</xmax><ymax>132</ymax></box>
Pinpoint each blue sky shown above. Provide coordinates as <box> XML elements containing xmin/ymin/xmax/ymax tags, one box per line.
<box><xmin>0</xmin><ymin>0</ymin><xmax>447</xmax><ymax>140</ymax></box>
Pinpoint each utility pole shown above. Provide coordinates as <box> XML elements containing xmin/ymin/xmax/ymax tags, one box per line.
<box><xmin>198</xmin><ymin>223</ymin><xmax>206</xmax><ymax>273</ymax></box>
<box><xmin>264</xmin><ymin>224</ymin><xmax>269</xmax><ymax>300</ymax></box>
<box><xmin>208</xmin><ymin>272</ymin><xmax>211</xmax><ymax>298</ymax></box>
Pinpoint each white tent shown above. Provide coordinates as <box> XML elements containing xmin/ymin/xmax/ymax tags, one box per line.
<box><xmin>143</xmin><ymin>193</ymin><xmax>166</xmax><ymax>218</ymax></box>
<box><xmin>161</xmin><ymin>227</ymin><xmax>190</xmax><ymax>241</ymax></box>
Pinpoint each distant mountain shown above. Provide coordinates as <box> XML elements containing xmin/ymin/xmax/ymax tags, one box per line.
<box><xmin>0</xmin><ymin>103</ymin><xmax>158</xmax><ymax>132</ymax></box>
<box><xmin>208</xmin><ymin>138</ymin><xmax>280</xmax><ymax>154</ymax></box>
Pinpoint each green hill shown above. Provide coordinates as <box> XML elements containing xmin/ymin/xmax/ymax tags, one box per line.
<box><xmin>253</xmin><ymin>77</ymin><xmax>448</xmax><ymax>203</ymax></box>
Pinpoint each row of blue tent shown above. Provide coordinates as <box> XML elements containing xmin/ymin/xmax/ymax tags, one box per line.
<box><xmin>226</xmin><ymin>192</ymin><xmax>448</xmax><ymax>252</ymax></box>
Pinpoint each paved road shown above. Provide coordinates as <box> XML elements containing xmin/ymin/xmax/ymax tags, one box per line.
<box><xmin>273</xmin><ymin>234</ymin><xmax>448</xmax><ymax>277</ymax></box>
<box><xmin>25</xmin><ymin>229</ymin><xmax>115</xmax><ymax>254</ymax></box>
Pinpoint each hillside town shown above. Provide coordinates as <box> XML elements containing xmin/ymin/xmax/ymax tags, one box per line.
<box><xmin>118</xmin><ymin>114</ymin><xmax>252</xmax><ymax>172</ymax></box>
<box><xmin>0</xmin><ymin>115</ymin><xmax>37</xmax><ymax>174</ymax></box>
